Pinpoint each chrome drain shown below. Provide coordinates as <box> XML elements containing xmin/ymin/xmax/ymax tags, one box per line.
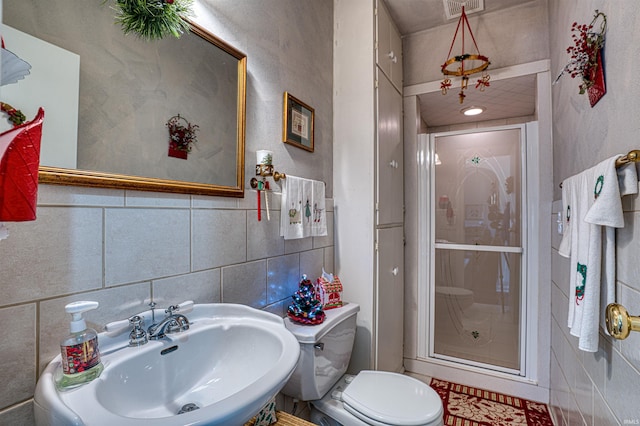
<box><xmin>177</xmin><ymin>403</ymin><xmax>200</xmax><ymax>415</ymax></box>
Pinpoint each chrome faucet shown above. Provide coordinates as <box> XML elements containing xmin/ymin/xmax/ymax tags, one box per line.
<box><xmin>147</xmin><ymin>304</ymin><xmax>190</xmax><ymax>340</ymax></box>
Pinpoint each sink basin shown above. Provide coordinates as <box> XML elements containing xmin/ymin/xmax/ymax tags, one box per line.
<box><xmin>34</xmin><ymin>304</ymin><xmax>301</xmax><ymax>426</ymax></box>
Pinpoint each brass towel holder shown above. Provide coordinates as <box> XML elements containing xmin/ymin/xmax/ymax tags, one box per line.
<box><xmin>605</xmin><ymin>303</ymin><xmax>640</xmax><ymax>340</ymax></box>
<box><xmin>560</xmin><ymin>149</ymin><xmax>640</xmax><ymax>188</ymax></box>
<box><xmin>614</xmin><ymin>149</ymin><xmax>640</xmax><ymax>168</ymax></box>
<box><xmin>602</xmin><ymin>150</ymin><xmax>640</xmax><ymax>340</ymax></box>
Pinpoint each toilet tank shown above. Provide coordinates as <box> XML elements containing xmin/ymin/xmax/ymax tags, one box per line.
<box><xmin>281</xmin><ymin>303</ymin><xmax>360</xmax><ymax>401</ymax></box>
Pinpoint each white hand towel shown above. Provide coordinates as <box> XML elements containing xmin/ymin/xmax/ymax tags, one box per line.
<box><xmin>301</xmin><ymin>178</ymin><xmax>313</xmax><ymax>237</ymax></box>
<box><xmin>584</xmin><ymin>158</ymin><xmax>638</xmax><ymax>335</ymax></box>
<box><xmin>617</xmin><ymin>162</ymin><xmax>640</xmax><ymax>197</ymax></box>
<box><xmin>559</xmin><ymin>155</ymin><xmax>635</xmax><ymax>352</ymax></box>
<box><xmin>558</xmin><ymin>174</ymin><xmax>576</xmax><ymax>259</ymax></box>
<box><xmin>280</xmin><ymin>175</ymin><xmax>327</xmax><ymax>239</ymax></box>
<box><xmin>563</xmin><ymin>172</ymin><xmax>590</xmax><ymax>343</ymax></box>
<box><xmin>584</xmin><ymin>156</ymin><xmax>637</xmax><ymax>226</ymax></box>
<box><xmin>311</xmin><ymin>180</ymin><xmax>327</xmax><ymax>236</ymax></box>
<box><xmin>280</xmin><ymin>175</ymin><xmax>305</xmax><ymax>240</ymax></box>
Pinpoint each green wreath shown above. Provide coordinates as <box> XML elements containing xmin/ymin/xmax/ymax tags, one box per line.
<box><xmin>1</xmin><ymin>102</ymin><xmax>26</xmax><ymax>126</ymax></box>
<box><xmin>112</xmin><ymin>0</ymin><xmax>195</xmax><ymax>41</ymax></box>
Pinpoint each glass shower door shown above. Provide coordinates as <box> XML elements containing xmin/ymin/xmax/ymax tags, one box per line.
<box><xmin>430</xmin><ymin>127</ymin><xmax>524</xmax><ymax>373</ymax></box>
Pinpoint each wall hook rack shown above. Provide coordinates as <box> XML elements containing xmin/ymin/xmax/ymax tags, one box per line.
<box><xmin>252</xmin><ymin>166</ymin><xmax>286</xmax><ymax>183</ymax></box>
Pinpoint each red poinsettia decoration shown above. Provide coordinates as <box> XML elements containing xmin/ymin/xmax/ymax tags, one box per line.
<box><xmin>555</xmin><ymin>10</ymin><xmax>607</xmax><ymax>101</ymax></box>
<box><xmin>166</xmin><ymin>114</ymin><xmax>198</xmax><ymax>159</ymax></box>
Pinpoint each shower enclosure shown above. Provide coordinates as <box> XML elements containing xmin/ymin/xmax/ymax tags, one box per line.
<box><xmin>420</xmin><ymin>125</ymin><xmax>528</xmax><ymax>375</ymax></box>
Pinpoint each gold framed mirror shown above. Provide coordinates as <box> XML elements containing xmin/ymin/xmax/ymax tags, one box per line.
<box><xmin>3</xmin><ymin>2</ymin><xmax>246</xmax><ymax>197</ymax></box>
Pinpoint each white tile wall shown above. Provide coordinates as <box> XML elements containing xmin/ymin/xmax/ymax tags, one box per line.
<box><xmin>222</xmin><ymin>260</ymin><xmax>268</xmax><ymax>308</ymax></box>
<box><xmin>267</xmin><ymin>254</ymin><xmax>301</xmax><ymax>304</ymax></box>
<box><xmin>152</xmin><ymin>269</ymin><xmax>222</xmax><ymax>306</ymax></box>
<box><xmin>0</xmin><ymin>207</ymin><xmax>104</xmax><ymax>304</ymax></box>
<box><xmin>105</xmin><ymin>208</ymin><xmax>192</xmax><ymax>285</ymax></box>
<box><xmin>192</xmin><ymin>209</ymin><xmax>248</xmax><ymax>271</ymax></box>
<box><xmin>0</xmin><ymin>185</ymin><xmax>334</xmax><ymax>424</ymax></box>
<box><xmin>0</xmin><ymin>305</ymin><xmax>36</xmax><ymax>409</ymax></box>
<box><xmin>549</xmin><ymin>199</ymin><xmax>640</xmax><ymax>425</ymax></box>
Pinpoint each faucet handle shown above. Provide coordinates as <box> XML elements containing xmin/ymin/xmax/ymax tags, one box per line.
<box><xmin>128</xmin><ymin>315</ymin><xmax>148</xmax><ymax>347</ymax></box>
<box><xmin>165</xmin><ymin>300</ymin><xmax>194</xmax><ymax>315</ymax></box>
<box><xmin>129</xmin><ymin>315</ymin><xmax>144</xmax><ymax>327</ymax></box>
<box><xmin>104</xmin><ymin>318</ymin><xmax>131</xmax><ymax>336</ymax></box>
<box><xmin>177</xmin><ymin>300</ymin><xmax>194</xmax><ymax>313</ymax></box>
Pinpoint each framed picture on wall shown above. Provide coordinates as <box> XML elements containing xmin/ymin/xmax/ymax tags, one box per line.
<box><xmin>283</xmin><ymin>92</ymin><xmax>314</xmax><ymax>152</ymax></box>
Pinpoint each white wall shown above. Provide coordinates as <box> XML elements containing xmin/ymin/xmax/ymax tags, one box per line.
<box><xmin>549</xmin><ymin>1</ymin><xmax>640</xmax><ymax>424</ymax></box>
<box><xmin>403</xmin><ymin>0</ymin><xmax>549</xmax><ymax>86</ymax></box>
<box><xmin>333</xmin><ymin>0</ymin><xmax>376</xmax><ymax>372</ymax></box>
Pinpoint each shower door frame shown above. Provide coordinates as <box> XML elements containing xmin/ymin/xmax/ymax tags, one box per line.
<box><xmin>417</xmin><ymin>123</ymin><xmax>539</xmax><ymax>380</ymax></box>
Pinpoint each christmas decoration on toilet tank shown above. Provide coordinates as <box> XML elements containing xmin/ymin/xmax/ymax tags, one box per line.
<box><xmin>287</xmin><ymin>275</ymin><xmax>326</xmax><ymax>325</ymax></box>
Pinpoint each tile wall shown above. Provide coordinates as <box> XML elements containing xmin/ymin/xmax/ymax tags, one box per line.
<box><xmin>550</xmin><ymin>196</ymin><xmax>640</xmax><ymax>425</ymax></box>
<box><xmin>0</xmin><ymin>184</ymin><xmax>334</xmax><ymax>425</ymax></box>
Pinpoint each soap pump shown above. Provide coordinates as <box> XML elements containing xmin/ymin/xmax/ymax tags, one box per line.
<box><xmin>55</xmin><ymin>301</ymin><xmax>104</xmax><ymax>390</ymax></box>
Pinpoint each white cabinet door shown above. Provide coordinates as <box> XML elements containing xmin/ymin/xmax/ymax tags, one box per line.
<box><xmin>376</xmin><ymin>226</ymin><xmax>404</xmax><ymax>372</ymax></box>
<box><xmin>376</xmin><ymin>0</ymin><xmax>392</xmax><ymax>78</ymax></box>
<box><xmin>377</xmin><ymin>70</ymin><xmax>403</xmax><ymax>226</ymax></box>
<box><xmin>389</xmin><ymin>21</ymin><xmax>403</xmax><ymax>91</ymax></box>
<box><xmin>376</xmin><ymin>1</ymin><xmax>403</xmax><ymax>92</ymax></box>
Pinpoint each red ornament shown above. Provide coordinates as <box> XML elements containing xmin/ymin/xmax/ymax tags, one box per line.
<box><xmin>587</xmin><ymin>49</ymin><xmax>606</xmax><ymax>107</ymax></box>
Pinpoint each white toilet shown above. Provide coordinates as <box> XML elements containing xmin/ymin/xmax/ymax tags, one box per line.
<box><xmin>282</xmin><ymin>303</ymin><xmax>444</xmax><ymax>426</ymax></box>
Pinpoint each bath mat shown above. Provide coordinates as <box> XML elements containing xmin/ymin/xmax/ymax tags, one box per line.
<box><xmin>430</xmin><ymin>378</ymin><xmax>554</xmax><ymax>426</ymax></box>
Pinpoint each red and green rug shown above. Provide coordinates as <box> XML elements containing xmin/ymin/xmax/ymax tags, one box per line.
<box><xmin>430</xmin><ymin>378</ymin><xmax>554</xmax><ymax>426</ymax></box>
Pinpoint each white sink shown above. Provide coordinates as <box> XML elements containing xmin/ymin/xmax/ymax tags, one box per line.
<box><xmin>34</xmin><ymin>304</ymin><xmax>301</xmax><ymax>426</ymax></box>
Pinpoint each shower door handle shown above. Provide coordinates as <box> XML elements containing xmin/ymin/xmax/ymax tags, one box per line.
<box><xmin>391</xmin><ymin>267</ymin><xmax>399</xmax><ymax>276</ymax></box>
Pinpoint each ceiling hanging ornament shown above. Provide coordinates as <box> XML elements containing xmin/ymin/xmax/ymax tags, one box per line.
<box><xmin>440</xmin><ymin>5</ymin><xmax>491</xmax><ymax>104</ymax></box>
<box><xmin>111</xmin><ymin>0</ymin><xmax>195</xmax><ymax>41</ymax></box>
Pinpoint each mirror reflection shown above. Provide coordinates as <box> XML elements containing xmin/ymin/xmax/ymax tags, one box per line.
<box><xmin>434</xmin><ymin>129</ymin><xmax>521</xmax><ymax>247</ymax></box>
<box><xmin>3</xmin><ymin>1</ymin><xmax>246</xmax><ymax>196</ymax></box>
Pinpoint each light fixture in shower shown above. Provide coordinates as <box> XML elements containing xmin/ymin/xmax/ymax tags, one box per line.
<box><xmin>461</xmin><ymin>105</ymin><xmax>485</xmax><ymax>116</ymax></box>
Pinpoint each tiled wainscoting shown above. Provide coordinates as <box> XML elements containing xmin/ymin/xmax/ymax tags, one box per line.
<box><xmin>549</xmin><ymin>198</ymin><xmax>640</xmax><ymax>425</ymax></box>
<box><xmin>0</xmin><ymin>184</ymin><xmax>334</xmax><ymax>425</ymax></box>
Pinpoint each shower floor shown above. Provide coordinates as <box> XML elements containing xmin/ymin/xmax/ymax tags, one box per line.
<box><xmin>434</xmin><ymin>301</ymin><xmax>520</xmax><ymax>370</ymax></box>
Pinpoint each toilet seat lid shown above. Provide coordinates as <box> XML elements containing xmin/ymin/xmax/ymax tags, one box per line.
<box><xmin>341</xmin><ymin>371</ymin><xmax>443</xmax><ymax>426</ymax></box>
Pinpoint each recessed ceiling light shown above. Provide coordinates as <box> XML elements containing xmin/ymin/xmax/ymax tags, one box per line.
<box><xmin>461</xmin><ymin>106</ymin><xmax>485</xmax><ymax>116</ymax></box>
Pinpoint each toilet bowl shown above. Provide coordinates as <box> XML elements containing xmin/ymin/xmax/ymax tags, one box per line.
<box><xmin>310</xmin><ymin>372</ymin><xmax>444</xmax><ymax>426</ymax></box>
<box><xmin>282</xmin><ymin>303</ymin><xmax>443</xmax><ymax>426</ymax></box>
<box><xmin>435</xmin><ymin>286</ymin><xmax>474</xmax><ymax>310</ymax></box>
